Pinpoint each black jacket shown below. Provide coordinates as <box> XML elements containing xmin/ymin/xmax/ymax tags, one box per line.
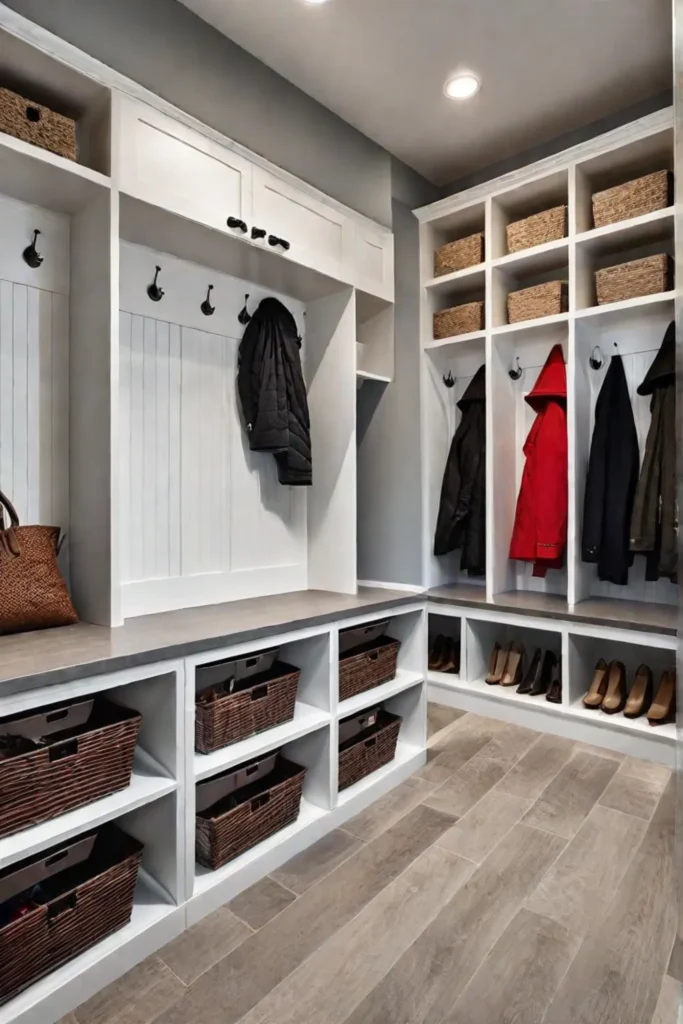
<box><xmin>630</xmin><ymin>322</ymin><xmax>677</xmax><ymax>582</ymax></box>
<box><xmin>237</xmin><ymin>297</ymin><xmax>312</xmax><ymax>486</ymax></box>
<box><xmin>433</xmin><ymin>365</ymin><xmax>486</xmax><ymax>576</ymax></box>
<box><xmin>582</xmin><ymin>354</ymin><xmax>639</xmax><ymax>585</ymax></box>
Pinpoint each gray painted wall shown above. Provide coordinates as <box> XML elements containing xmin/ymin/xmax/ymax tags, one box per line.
<box><xmin>4</xmin><ymin>0</ymin><xmax>440</xmax><ymax>225</ymax></box>
<box><xmin>357</xmin><ymin>200</ymin><xmax>422</xmax><ymax>587</ymax></box>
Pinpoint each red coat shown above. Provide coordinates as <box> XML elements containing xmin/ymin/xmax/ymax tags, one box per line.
<box><xmin>509</xmin><ymin>344</ymin><xmax>567</xmax><ymax>577</ymax></box>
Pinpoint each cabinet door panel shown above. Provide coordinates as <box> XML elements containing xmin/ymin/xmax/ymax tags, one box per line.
<box><xmin>252</xmin><ymin>167</ymin><xmax>352</xmax><ymax>282</ymax></box>
<box><xmin>117</xmin><ymin>98</ymin><xmax>252</xmax><ymax>237</ymax></box>
<box><xmin>354</xmin><ymin>225</ymin><xmax>394</xmax><ymax>301</ymax></box>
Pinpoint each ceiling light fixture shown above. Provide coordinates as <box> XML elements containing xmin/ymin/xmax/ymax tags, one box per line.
<box><xmin>302</xmin><ymin>0</ymin><xmax>331</xmax><ymax>4</ymax></box>
<box><xmin>444</xmin><ymin>73</ymin><xmax>481</xmax><ymax>101</ymax></box>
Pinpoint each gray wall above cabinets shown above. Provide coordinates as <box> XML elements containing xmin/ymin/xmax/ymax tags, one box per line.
<box><xmin>357</xmin><ymin>200</ymin><xmax>423</xmax><ymax>588</ymax></box>
<box><xmin>3</xmin><ymin>0</ymin><xmax>433</xmax><ymax>227</ymax></box>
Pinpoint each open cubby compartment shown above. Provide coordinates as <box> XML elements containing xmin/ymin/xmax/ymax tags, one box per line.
<box><xmin>421</xmin><ymin>200</ymin><xmax>486</xmax><ymax>286</ymax></box>
<box><xmin>492</xmin><ymin>247</ymin><xmax>569</xmax><ymax>328</ymax></box>
<box><xmin>571</xmin><ymin>306</ymin><xmax>676</xmax><ymax>607</ymax></box>
<box><xmin>564</xmin><ymin>630</ymin><xmax>676</xmax><ymax>761</ymax></box>
<box><xmin>490</xmin><ymin>326</ymin><xmax>569</xmax><ymax>599</ymax></box>
<box><xmin>465</xmin><ymin>616</ymin><xmax>563</xmax><ymax>693</ymax></box>
<box><xmin>574</xmin><ymin>220</ymin><xmax>674</xmax><ymax>313</ymax></box>
<box><xmin>574</xmin><ymin>126</ymin><xmax>674</xmax><ymax>235</ymax></box>
<box><xmin>356</xmin><ymin>290</ymin><xmax>394</xmax><ymax>382</ymax></box>
<box><xmin>0</xmin><ymin>25</ymin><xmax>111</xmax><ymax>181</ymax></box>
<box><xmin>490</xmin><ymin>170</ymin><xmax>569</xmax><ymax>261</ymax></box>
<box><xmin>190</xmin><ymin>724</ymin><xmax>331</xmax><ymax>918</ymax></box>
<box><xmin>117</xmin><ymin>191</ymin><xmax>358</xmax><ymax>619</ymax></box>
<box><xmin>428</xmin><ymin>272</ymin><xmax>486</xmax><ymax>342</ymax></box>
<box><xmin>423</xmin><ymin>335</ymin><xmax>486</xmax><ymax>590</ymax></box>
<box><xmin>428</xmin><ymin>611</ymin><xmax>463</xmax><ymax>683</ymax></box>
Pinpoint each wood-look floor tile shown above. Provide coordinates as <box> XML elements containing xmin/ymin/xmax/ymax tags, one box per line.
<box><xmin>344</xmin><ymin>823</ymin><xmax>566</xmax><ymax>1024</ymax></box>
<box><xmin>651</xmin><ymin>974</ymin><xmax>683</xmax><ymax>1024</ymax></box>
<box><xmin>73</xmin><ymin>957</ymin><xmax>184</xmax><ymax>1024</ymax></box>
<box><xmin>429</xmin><ymin>713</ymin><xmax>508</xmax><ymax>761</ymax></box>
<box><xmin>436</xmin><ymin>788</ymin><xmax>532</xmax><ymax>864</ymax></box>
<box><xmin>427</xmin><ymin>703</ymin><xmax>466</xmax><ymax>737</ymax></box>
<box><xmin>270</xmin><ymin>829</ymin><xmax>364</xmax><ymax>895</ymax></box>
<box><xmin>237</xmin><ymin>846</ymin><xmax>475</xmax><ymax>1024</ymax></box>
<box><xmin>342</xmin><ymin>777</ymin><xmax>434</xmax><ymax>841</ymax></box>
<box><xmin>599</xmin><ymin>771</ymin><xmax>668</xmax><ymax>821</ymax></box>
<box><xmin>443</xmin><ymin>908</ymin><xmax>580</xmax><ymax>1024</ymax></box>
<box><xmin>573</xmin><ymin>741</ymin><xmax>625</xmax><ymax>762</ymax></box>
<box><xmin>525</xmin><ymin>803</ymin><xmax>647</xmax><ymax>934</ymax></box>
<box><xmin>497</xmin><ymin>733</ymin><xmax>575</xmax><ymax>801</ymax></box>
<box><xmin>522</xmin><ymin>750</ymin><xmax>619</xmax><ymax>839</ymax></box>
<box><xmin>543</xmin><ymin>777</ymin><xmax>676</xmax><ymax>1024</ymax></box>
<box><xmin>618</xmin><ymin>757</ymin><xmax>672</xmax><ymax>788</ymax></box>
<box><xmin>228</xmin><ymin>876</ymin><xmax>296</xmax><ymax>929</ymax></box>
<box><xmin>414</xmin><ymin>749</ymin><xmax>468</xmax><ymax>786</ymax></box>
<box><xmin>154</xmin><ymin>805</ymin><xmax>456</xmax><ymax>1024</ymax></box>
<box><xmin>158</xmin><ymin>907</ymin><xmax>251</xmax><ymax>985</ymax></box>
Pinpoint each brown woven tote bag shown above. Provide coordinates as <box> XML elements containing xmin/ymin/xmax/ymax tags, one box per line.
<box><xmin>0</xmin><ymin>490</ymin><xmax>78</xmax><ymax>634</ymax></box>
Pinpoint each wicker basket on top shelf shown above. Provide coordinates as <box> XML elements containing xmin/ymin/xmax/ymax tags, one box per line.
<box><xmin>592</xmin><ymin>170</ymin><xmax>673</xmax><ymax>229</ymax></box>
<box><xmin>0</xmin><ymin>87</ymin><xmax>77</xmax><ymax>161</ymax></box>
<box><xmin>434</xmin><ymin>232</ymin><xmax>484</xmax><ymax>277</ymax></box>
<box><xmin>595</xmin><ymin>253</ymin><xmax>673</xmax><ymax>306</ymax></box>
<box><xmin>433</xmin><ymin>300</ymin><xmax>484</xmax><ymax>340</ymax></box>
<box><xmin>506</xmin><ymin>205</ymin><xmax>567</xmax><ymax>254</ymax></box>
<box><xmin>507</xmin><ymin>281</ymin><xmax>568</xmax><ymax>324</ymax></box>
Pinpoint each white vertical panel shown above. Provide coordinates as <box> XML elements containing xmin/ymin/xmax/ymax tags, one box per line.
<box><xmin>51</xmin><ymin>291</ymin><xmax>69</xmax><ymax>531</ymax></box>
<box><xmin>142</xmin><ymin>317</ymin><xmax>158</xmax><ymax>580</ymax></box>
<box><xmin>26</xmin><ymin>288</ymin><xmax>40</xmax><ymax>523</ymax></box>
<box><xmin>119</xmin><ymin>311</ymin><xmax>132</xmax><ymax>584</ymax></box>
<box><xmin>180</xmin><ymin>326</ymin><xmax>200</xmax><ymax>576</ymax></box>
<box><xmin>168</xmin><ymin>323</ymin><xmax>182</xmax><ymax>578</ymax></box>
<box><xmin>12</xmin><ymin>284</ymin><xmax>28</xmax><ymax>519</ymax></box>
<box><xmin>0</xmin><ymin>281</ymin><xmax>14</xmax><ymax>508</ymax></box>
<box><xmin>128</xmin><ymin>314</ymin><xmax>144</xmax><ymax>581</ymax></box>
<box><xmin>155</xmin><ymin>319</ymin><xmax>171</xmax><ymax>580</ymax></box>
<box><xmin>37</xmin><ymin>290</ymin><xmax>53</xmax><ymax>525</ymax></box>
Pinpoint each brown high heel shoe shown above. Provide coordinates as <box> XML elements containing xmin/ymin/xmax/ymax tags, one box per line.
<box><xmin>600</xmin><ymin>661</ymin><xmax>627</xmax><ymax>715</ymax></box>
<box><xmin>485</xmin><ymin>642</ymin><xmax>507</xmax><ymax>685</ymax></box>
<box><xmin>648</xmin><ymin>669</ymin><xmax>676</xmax><ymax>726</ymax></box>
<box><xmin>582</xmin><ymin>658</ymin><xmax>609</xmax><ymax>709</ymax></box>
<box><xmin>624</xmin><ymin>664</ymin><xmax>654</xmax><ymax>719</ymax></box>
<box><xmin>440</xmin><ymin>638</ymin><xmax>461</xmax><ymax>675</ymax></box>
<box><xmin>500</xmin><ymin>641</ymin><xmax>525</xmax><ymax>687</ymax></box>
<box><xmin>428</xmin><ymin>635</ymin><xmax>448</xmax><ymax>672</ymax></box>
<box><xmin>545</xmin><ymin>656</ymin><xmax>562</xmax><ymax>704</ymax></box>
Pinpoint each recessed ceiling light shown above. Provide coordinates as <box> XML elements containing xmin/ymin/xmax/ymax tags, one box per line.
<box><xmin>444</xmin><ymin>73</ymin><xmax>481</xmax><ymax>100</ymax></box>
<box><xmin>302</xmin><ymin>0</ymin><xmax>331</xmax><ymax>4</ymax></box>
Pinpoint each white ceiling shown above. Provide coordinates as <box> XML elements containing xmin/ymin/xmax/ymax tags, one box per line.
<box><xmin>179</xmin><ymin>0</ymin><xmax>672</xmax><ymax>186</ymax></box>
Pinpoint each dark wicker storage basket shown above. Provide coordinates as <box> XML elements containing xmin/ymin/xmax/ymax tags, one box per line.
<box><xmin>507</xmin><ymin>281</ymin><xmax>568</xmax><ymax>324</ymax></box>
<box><xmin>433</xmin><ymin>300</ymin><xmax>484</xmax><ymax>340</ymax></box>
<box><xmin>506</xmin><ymin>205</ymin><xmax>567</xmax><ymax>254</ymax></box>
<box><xmin>195</xmin><ymin>661</ymin><xmax>300</xmax><ymax>754</ymax></box>
<box><xmin>339</xmin><ymin>636</ymin><xmax>401</xmax><ymax>703</ymax></box>
<box><xmin>0</xmin><ymin>824</ymin><xmax>142</xmax><ymax>1005</ymax></box>
<box><xmin>0</xmin><ymin>87</ymin><xmax>77</xmax><ymax>162</ymax></box>
<box><xmin>434</xmin><ymin>233</ymin><xmax>484</xmax><ymax>277</ymax></box>
<box><xmin>338</xmin><ymin>710</ymin><xmax>402</xmax><ymax>791</ymax></box>
<box><xmin>196</xmin><ymin>755</ymin><xmax>306</xmax><ymax>870</ymax></box>
<box><xmin>0</xmin><ymin>699</ymin><xmax>141</xmax><ymax>840</ymax></box>
<box><xmin>595</xmin><ymin>253</ymin><xmax>673</xmax><ymax>306</ymax></box>
<box><xmin>592</xmin><ymin>170</ymin><xmax>673</xmax><ymax>229</ymax></box>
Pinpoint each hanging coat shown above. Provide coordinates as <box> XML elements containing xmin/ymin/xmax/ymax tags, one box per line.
<box><xmin>630</xmin><ymin>322</ymin><xmax>677</xmax><ymax>582</ymax></box>
<box><xmin>582</xmin><ymin>355</ymin><xmax>639</xmax><ymax>585</ymax></box>
<box><xmin>433</xmin><ymin>365</ymin><xmax>486</xmax><ymax>576</ymax></box>
<box><xmin>509</xmin><ymin>344</ymin><xmax>567</xmax><ymax>577</ymax></box>
<box><xmin>237</xmin><ymin>297</ymin><xmax>312</xmax><ymax>486</ymax></box>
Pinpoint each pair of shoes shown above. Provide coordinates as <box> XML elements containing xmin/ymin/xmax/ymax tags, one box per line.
<box><xmin>517</xmin><ymin>649</ymin><xmax>561</xmax><ymax>702</ymax></box>
<box><xmin>429</xmin><ymin>634</ymin><xmax>460</xmax><ymax>674</ymax></box>
<box><xmin>583</xmin><ymin>661</ymin><xmax>675</xmax><ymax>725</ymax></box>
<box><xmin>485</xmin><ymin>641</ymin><xmax>524</xmax><ymax>686</ymax></box>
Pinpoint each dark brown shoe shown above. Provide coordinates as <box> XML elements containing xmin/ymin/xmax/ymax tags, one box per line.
<box><xmin>531</xmin><ymin>650</ymin><xmax>556</xmax><ymax>696</ymax></box>
<box><xmin>428</xmin><ymin>635</ymin><xmax>448</xmax><ymax>672</ymax></box>
<box><xmin>546</xmin><ymin>658</ymin><xmax>562</xmax><ymax>704</ymax></box>
<box><xmin>517</xmin><ymin>648</ymin><xmax>542</xmax><ymax>694</ymax></box>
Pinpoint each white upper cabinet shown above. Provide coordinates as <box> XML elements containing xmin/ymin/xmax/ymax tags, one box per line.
<box><xmin>252</xmin><ymin>166</ymin><xmax>354</xmax><ymax>284</ymax></box>
<box><xmin>353</xmin><ymin>223</ymin><xmax>395</xmax><ymax>302</ymax></box>
<box><xmin>115</xmin><ymin>97</ymin><xmax>253</xmax><ymax>238</ymax></box>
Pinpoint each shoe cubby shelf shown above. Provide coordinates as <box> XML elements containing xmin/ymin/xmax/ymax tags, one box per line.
<box><xmin>418</xmin><ymin>108</ymin><xmax>677</xmax><ymax>625</ymax></box>
<box><xmin>426</xmin><ymin>601</ymin><xmax>675</xmax><ymax>768</ymax></box>
<box><xmin>0</xmin><ymin>602</ymin><xmax>426</xmax><ymax>1024</ymax></box>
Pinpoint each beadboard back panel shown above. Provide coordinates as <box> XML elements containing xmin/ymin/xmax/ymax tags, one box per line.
<box><xmin>0</xmin><ymin>195</ymin><xmax>70</xmax><ymax>532</ymax></box>
<box><xmin>119</xmin><ymin>243</ymin><xmax>308</xmax><ymax>618</ymax></box>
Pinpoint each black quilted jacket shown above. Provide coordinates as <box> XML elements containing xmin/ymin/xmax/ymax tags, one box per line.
<box><xmin>237</xmin><ymin>297</ymin><xmax>312</xmax><ymax>486</ymax></box>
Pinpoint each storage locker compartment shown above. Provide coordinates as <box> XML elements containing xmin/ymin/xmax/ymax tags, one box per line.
<box><xmin>428</xmin><ymin>613</ymin><xmax>462</xmax><ymax>679</ymax></box>
<box><xmin>572</xmin><ymin>311</ymin><xmax>676</xmax><ymax>606</ymax></box>
<box><xmin>490</xmin><ymin>331</ymin><xmax>569</xmax><ymax>599</ymax></box>
<box><xmin>492</xmin><ymin>254</ymin><xmax>568</xmax><ymax>329</ymax></box>
<box><xmin>575</xmin><ymin>230</ymin><xmax>674</xmax><ymax>312</ymax></box>
<box><xmin>465</xmin><ymin>618</ymin><xmax>562</xmax><ymax>694</ymax></box>
<box><xmin>489</xmin><ymin>170</ymin><xmax>568</xmax><ymax>261</ymax></box>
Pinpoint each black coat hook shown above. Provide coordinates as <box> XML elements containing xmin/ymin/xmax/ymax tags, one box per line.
<box><xmin>22</xmin><ymin>229</ymin><xmax>43</xmax><ymax>269</ymax></box>
<box><xmin>589</xmin><ymin>345</ymin><xmax>603</xmax><ymax>370</ymax></box>
<box><xmin>147</xmin><ymin>266</ymin><xmax>164</xmax><ymax>302</ymax></box>
<box><xmin>508</xmin><ymin>357</ymin><xmax>523</xmax><ymax>381</ymax></box>
<box><xmin>251</xmin><ymin>226</ymin><xmax>266</xmax><ymax>240</ymax></box>
<box><xmin>238</xmin><ymin>294</ymin><xmax>252</xmax><ymax>325</ymax></box>
<box><xmin>201</xmin><ymin>284</ymin><xmax>215</xmax><ymax>316</ymax></box>
<box><xmin>443</xmin><ymin>370</ymin><xmax>456</xmax><ymax>389</ymax></box>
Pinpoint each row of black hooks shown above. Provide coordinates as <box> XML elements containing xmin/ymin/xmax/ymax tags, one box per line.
<box><xmin>441</xmin><ymin>344</ymin><xmax>618</xmax><ymax>388</ymax></box>
<box><xmin>147</xmin><ymin>264</ymin><xmax>255</xmax><ymax>322</ymax></box>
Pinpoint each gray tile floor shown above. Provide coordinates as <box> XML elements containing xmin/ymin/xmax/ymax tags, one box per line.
<box><xmin>63</xmin><ymin>706</ymin><xmax>679</xmax><ymax>1024</ymax></box>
